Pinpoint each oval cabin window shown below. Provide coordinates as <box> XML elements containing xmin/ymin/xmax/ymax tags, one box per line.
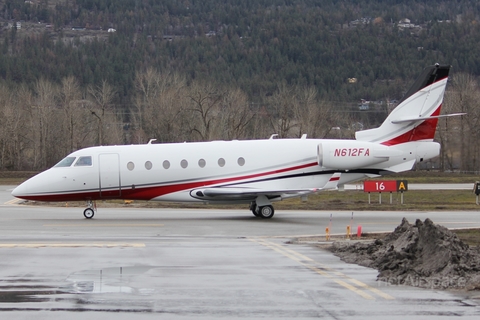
<box><xmin>218</xmin><ymin>158</ymin><xmax>226</xmax><ymax>167</ymax></box>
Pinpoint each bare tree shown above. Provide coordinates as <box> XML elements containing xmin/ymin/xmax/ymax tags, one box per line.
<box><xmin>216</xmin><ymin>88</ymin><xmax>253</xmax><ymax>140</ymax></box>
<box><xmin>132</xmin><ymin>69</ymin><xmax>188</xmax><ymax>143</ymax></box>
<box><xmin>266</xmin><ymin>84</ymin><xmax>298</xmax><ymax>138</ymax></box>
<box><xmin>59</xmin><ymin>76</ymin><xmax>83</xmax><ymax>153</ymax></box>
<box><xmin>443</xmin><ymin>73</ymin><xmax>480</xmax><ymax>172</ymax></box>
<box><xmin>439</xmin><ymin>88</ymin><xmax>462</xmax><ymax>171</ymax></box>
<box><xmin>264</xmin><ymin>84</ymin><xmax>347</xmax><ymax>140</ymax></box>
<box><xmin>293</xmin><ymin>86</ymin><xmax>347</xmax><ymax>139</ymax></box>
<box><xmin>186</xmin><ymin>81</ymin><xmax>222</xmax><ymax>141</ymax></box>
<box><xmin>88</xmin><ymin>80</ymin><xmax>118</xmax><ymax>145</ymax></box>
<box><xmin>0</xmin><ymin>85</ymin><xmax>28</xmax><ymax>170</ymax></box>
<box><xmin>33</xmin><ymin>78</ymin><xmax>58</xmax><ymax>168</ymax></box>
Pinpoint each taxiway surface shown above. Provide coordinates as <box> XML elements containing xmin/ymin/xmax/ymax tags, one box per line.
<box><xmin>1</xmin><ymin>185</ymin><xmax>479</xmax><ymax>319</ymax></box>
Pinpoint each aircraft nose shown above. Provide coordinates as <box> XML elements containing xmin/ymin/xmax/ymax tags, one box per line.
<box><xmin>11</xmin><ymin>183</ymin><xmax>28</xmax><ymax>199</ymax></box>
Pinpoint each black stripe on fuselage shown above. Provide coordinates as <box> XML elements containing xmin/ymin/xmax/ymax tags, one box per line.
<box><xmin>219</xmin><ymin>168</ymin><xmax>391</xmax><ymax>187</ymax></box>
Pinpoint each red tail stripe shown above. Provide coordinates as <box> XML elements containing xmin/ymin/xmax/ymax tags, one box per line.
<box><xmin>381</xmin><ymin>105</ymin><xmax>441</xmax><ymax>146</ymax></box>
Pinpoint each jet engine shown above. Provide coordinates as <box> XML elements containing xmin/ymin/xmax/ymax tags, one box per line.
<box><xmin>317</xmin><ymin>141</ymin><xmax>403</xmax><ymax>170</ymax></box>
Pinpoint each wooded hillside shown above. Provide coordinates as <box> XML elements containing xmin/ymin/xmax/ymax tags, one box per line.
<box><xmin>0</xmin><ymin>1</ymin><xmax>479</xmax><ymax>172</ymax></box>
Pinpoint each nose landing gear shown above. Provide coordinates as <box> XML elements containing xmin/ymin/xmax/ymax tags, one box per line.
<box><xmin>83</xmin><ymin>200</ymin><xmax>96</xmax><ymax>219</ymax></box>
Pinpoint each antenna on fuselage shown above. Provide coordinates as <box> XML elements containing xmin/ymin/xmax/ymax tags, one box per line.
<box><xmin>147</xmin><ymin>139</ymin><xmax>157</xmax><ymax>144</ymax></box>
<box><xmin>269</xmin><ymin>134</ymin><xmax>278</xmax><ymax>139</ymax></box>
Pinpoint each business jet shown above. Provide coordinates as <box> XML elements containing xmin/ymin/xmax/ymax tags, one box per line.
<box><xmin>12</xmin><ymin>64</ymin><xmax>460</xmax><ymax>219</ymax></box>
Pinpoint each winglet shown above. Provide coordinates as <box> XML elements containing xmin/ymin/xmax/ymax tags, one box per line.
<box><xmin>322</xmin><ymin>172</ymin><xmax>341</xmax><ymax>190</ymax></box>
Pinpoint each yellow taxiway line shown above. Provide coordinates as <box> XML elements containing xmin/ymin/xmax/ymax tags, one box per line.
<box><xmin>3</xmin><ymin>198</ymin><xmax>22</xmax><ymax>205</ymax></box>
<box><xmin>250</xmin><ymin>238</ymin><xmax>394</xmax><ymax>301</ymax></box>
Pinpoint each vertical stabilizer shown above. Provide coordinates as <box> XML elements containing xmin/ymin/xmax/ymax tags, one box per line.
<box><xmin>355</xmin><ymin>64</ymin><xmax>451</xmax><ymax>145</ymax></box>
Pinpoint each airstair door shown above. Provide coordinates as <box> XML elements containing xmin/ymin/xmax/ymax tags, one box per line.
<box><xmin>99</xmin><ymin>153</ymin><xmax>121</xmax><ymax>198</ymax></box>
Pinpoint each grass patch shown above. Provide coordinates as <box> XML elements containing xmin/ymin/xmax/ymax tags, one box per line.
<box><xmin>373</xmin><ymin>171</ymin><xmax>479</xmax><ymax>183</ymax></box>
<box><xmin>454</xmin><ymin>229</ymin><xmax>480</xmax><ymax>247</ymax></box>
<box><xmin>0</xmin><ymin>172</ymin><xmax>37</xmax><ymax>185</ymax></box>
<box><xmin>272</xmin><ymin>189</ymin><xmax>479</xmax><ymax>211</ymax></box>
<box><xmin>24</xmin><ymin>189</ymin><xmax>480</xmax><ymax>212</ymax></box>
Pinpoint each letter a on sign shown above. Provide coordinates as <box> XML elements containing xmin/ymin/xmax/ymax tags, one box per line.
<box><xmin>396</xmin><ymin>180</ymin><xmax>408</xmax><ymax>191</ymax></box>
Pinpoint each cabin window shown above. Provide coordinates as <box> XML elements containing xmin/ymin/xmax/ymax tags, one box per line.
<box><xmin>181</xmin><ymin>159</ymin><xmax>188</xmax><ymax>168</ymax></box>
<box><xmin>163</xmin><ymin>160</ymin><xmax>170</xmax><ymax>169</ymax></box>
<box><xmin>127</xmin><ymin>162</ymin><xmax>135</xmax><ymax>171</ymax></box>
<box><xmin>198</xmin><ymin>159</ymin><xmax>206</xmax><ymax>168</ymax></box>
<box><xmin>75</xmin><ymin>156</ymin><xmax>92</xmax><ymax>166</ymax></box>
<box><xmin>54</xmin><ymin>157</ymin><xmax>76</xmax><ymax>167</ymax></box>
<box><xmin>237</xmin><ymin>157</ymin><xmax>245</xmax><ymax>166</ymax></box>
<box><xmin>145</xmin><ymin>161</ymin><xmax>152</xmax><ymax>170</ymax></box>
<box><xmin>218</xmin><ymin>158</ymin><xmax>226</xmax><ymax>167</ymax></box>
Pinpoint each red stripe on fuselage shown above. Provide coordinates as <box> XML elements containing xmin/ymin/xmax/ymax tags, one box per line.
<box><xmin>381</xmin><ymin>105</ymin><xmax>441</xmax><ymax>146</ymax></box>
<box><xmin>18</xmin><ymin>161</ymin><xmax>320</xmax><ymax>202</ymax></box>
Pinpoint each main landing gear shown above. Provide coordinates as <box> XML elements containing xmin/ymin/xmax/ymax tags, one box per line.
<box><xmin>250</xmin><ymin>202</ymin><xmax>275</xmax><ymax>219</ymax></box>
<box><xmin>83</xmin><ymin>200</ymin><xmax>96</xmax><ymax>219</ymax></box>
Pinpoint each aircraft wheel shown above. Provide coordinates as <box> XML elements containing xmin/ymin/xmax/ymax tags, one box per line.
<box><xmin>258</xmin><ymin>205</ymin><xmax>274</xmax><ymax>219</ymax></box>
<box><xmin>83</xmin><ymin>208</ymin><xmax>95</xmax><ymax>219</ymax></box>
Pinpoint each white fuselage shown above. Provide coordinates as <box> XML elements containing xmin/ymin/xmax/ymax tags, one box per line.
<box><xmin>11</xmin><ymin>138</ymin><xmax>439</xmax><ymax>203</ymax></box>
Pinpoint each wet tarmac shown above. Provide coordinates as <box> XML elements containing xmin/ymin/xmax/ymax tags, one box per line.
<box><xmin>1</xmin><ymin>186</ymin><xmax>480</xmax><ymax>319</ymax></box>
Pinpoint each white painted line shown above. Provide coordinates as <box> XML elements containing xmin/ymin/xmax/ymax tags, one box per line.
<box><xmin>0</xmin><ymin>243</ymin><xmax>146</xmax><ymax>248</ymax></box>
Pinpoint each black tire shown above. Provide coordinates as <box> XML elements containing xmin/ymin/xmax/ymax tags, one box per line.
<box><xmin>250</xmin><ymin>203</ymin><xmax>260</xmax><ymax>217</ymax></box>
<box><xmin>258</xmin><ymin>205</ymin><xmax>274</xmax><ymax>219</ymax></box>
<box><xmin>83</xmin><ymin>208</ymin><xmax>95</xmax><ymax>219</ymax></box>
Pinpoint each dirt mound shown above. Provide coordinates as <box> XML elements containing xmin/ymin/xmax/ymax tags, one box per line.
<box><xmin>330</xmin><ymin>218</ymin><xmax>480</xmax><ymax>290</ymax></box>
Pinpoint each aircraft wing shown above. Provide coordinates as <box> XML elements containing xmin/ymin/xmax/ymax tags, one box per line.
<box><xmin>190</xmin><ymin>172</ymin><xmax>341</xmax><ymax>202</ymax></box>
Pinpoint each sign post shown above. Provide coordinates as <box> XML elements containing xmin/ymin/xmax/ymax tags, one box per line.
<box><xmin>397</xmin><ymin>180</ymin><xmax>408</xmax><ymax>205</ymax></box>
<box><xmin>473</xmin><ymin>181</ymin><xmax>480</xmax><ymax>205</ymax></box>
<box><xmin>363</xmin><ymin>180</ymin><xmax>408</xmax><ymax>204</ymax></box>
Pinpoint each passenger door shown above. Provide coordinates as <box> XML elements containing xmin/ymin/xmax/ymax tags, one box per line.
<box><xmin>99</xmin><ymin>153</ymin><xmax>121</xmax><ymax>198</ymax></box>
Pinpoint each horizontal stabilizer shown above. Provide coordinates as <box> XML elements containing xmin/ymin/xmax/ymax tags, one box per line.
<box><xmin>391</xmin><ymin>113</ymin><xmax>466</xmax><ymax>124</ymax></box>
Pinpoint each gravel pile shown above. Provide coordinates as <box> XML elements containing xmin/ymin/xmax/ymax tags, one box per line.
<box><xmin>330</xmin><ymin>218</ymin><xmax>480</xmax><ymax>289</ymax></box>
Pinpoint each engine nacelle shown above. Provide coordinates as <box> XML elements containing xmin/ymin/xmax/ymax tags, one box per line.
<box><xmin>415</xmin><ymin>142</ymin><xmax>440</xmax><ymax>163</ymax></box>
<box><xmin>317</xmin><ymin>141</ymin><xmax>402</xmax><ymax>170</ymax></box>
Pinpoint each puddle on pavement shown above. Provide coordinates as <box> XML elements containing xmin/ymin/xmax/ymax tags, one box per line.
<box><xmin>0</xmin><ymin>288</ymin><xmax>57</xmax><ymax>303</ymax></box>
<box><xmin>64</xmin><ymin>266</ymin><xmax>156</xmax><ymax>294</ymax></box>
<box><xmin>0</xmin><ymin>266</ymin><xmax>160</xmax><ymax>302</ymax></box>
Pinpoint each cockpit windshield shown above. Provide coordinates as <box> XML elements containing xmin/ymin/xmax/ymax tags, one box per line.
<box><xmin>75</xmin><ymin>156</ymin><xmax>92</xmax><ymax>166</ymax></box>
<box><xmin>54</xmin><ymin>157</ymin><xmax>76</xmax><ymax>167</ymax></box>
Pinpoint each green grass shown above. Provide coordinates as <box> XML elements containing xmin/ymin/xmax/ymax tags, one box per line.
<box><xmin>25</xmin><ymin>189</ymin><xmax>480</xmax><ymax>212</ymax></box>
<box><xmin>272</xmin><ymin>189</ymin><xmax>479</xmax><ymax>211</ymax></box>
<box><xmin>0</xmin><ymin>172</ymin><xmax>37</xmax><ymax>185</ymax></box>
<box><xmin>370</xmin><ymin>171</ymin><xmax>479</xmax><ymax>184</ymax></box>
<box><xmin>454</xmin><ymin>229</ymin><xmax>480</xmax><ymax>247</ymax></box>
